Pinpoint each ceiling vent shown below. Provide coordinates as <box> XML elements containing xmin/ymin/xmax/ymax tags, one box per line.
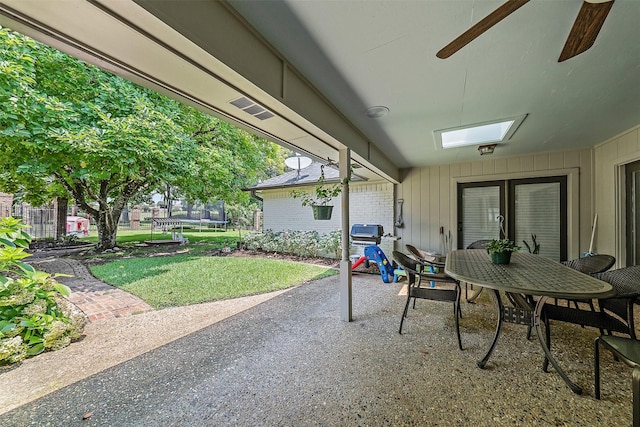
<box><xmin>230</xmin><ymin>96</ymin><xmax>274</xmax><ymax>121</ymax></box>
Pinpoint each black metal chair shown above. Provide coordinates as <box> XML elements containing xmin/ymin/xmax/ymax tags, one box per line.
<box><xmin>464</xmin><ymin>240</ymin><xmax>492</xmax><ymax>303</ymax></box>
<box><xmin>540</xmin><ymin>265</ymin><xmax>640</xmax><ymax>372</ymax></box>
<box><xmin>466</xmin><ymin>239</ymin><xmax>492</xmax><ymax>250</ymax></box>
<box><xmin>405</xmin><ymin>244</ymin><xmax>452</xmax><ymax>310</ymax></box>
<box><xmin>595</xmin><ymin>335</ymin><xmax>640</xmax><ymax>427</ymax></box>
<box><xmin>406</xmin><ymin>241</ymin><xmax>489</xmax><ymax>303</ymax></box>
<box><xmin>394</xmin><ymin>250</ymin><xmax>463</xmax><ymax>350</ymax></box>
<box><xmin>405</xmin><ymin>244</ymin><xmax>445</xmax><ymax>268</ymax></box>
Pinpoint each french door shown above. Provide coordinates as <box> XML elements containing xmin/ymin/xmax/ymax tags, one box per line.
<box><xmin>625</xmin><ymin>160</ymin><xmax>640</xmax><ymax>266</ymax></box>
<box><xmin>458</xmin><ymin>176</ymin><xmax>567</xmax><ymax>261</ymax></box>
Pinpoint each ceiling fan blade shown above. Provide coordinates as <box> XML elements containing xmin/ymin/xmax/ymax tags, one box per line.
<box><xmin>436</xmin><ymin>0</ymin><xmax>530</xmax><ymax>59</ymax></box>
<box><xmin>558</xmin><ymin>0</ymin><xmax>614</xmax><ymax>62</ymax></box>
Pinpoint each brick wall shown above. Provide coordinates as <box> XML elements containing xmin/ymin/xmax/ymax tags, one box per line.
<box><xmin>261</xmin><ymin>181</ymin><xmax>395</xmax><ymax>257</ymax></box>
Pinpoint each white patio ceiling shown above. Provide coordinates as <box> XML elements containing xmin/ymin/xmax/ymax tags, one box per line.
<box><xmin>1</xmin><ymin>0</ymin><xmax>639</xmax><ymax>183</ymax></box>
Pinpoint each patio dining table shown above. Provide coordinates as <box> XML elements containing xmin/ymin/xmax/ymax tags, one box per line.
<box><xmin>445</xmin><ymin>249</ymin><xmax>616</xmax><ymax>395</ymax></box>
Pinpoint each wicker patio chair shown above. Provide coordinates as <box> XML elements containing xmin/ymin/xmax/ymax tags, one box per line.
<box><xmin>593</xmin><ymin>265</ymin><xmax>640</xmax><ymax>340</ymax></box>
<box><xmin>521</xmin><ymin>254</ymin><xmax>615</xmax><ymax>341</ymax></box>
<box><xmin>540</xmin><ymin>265</ymin><xmax>640</xmax><ymax>372</ymax></box>
<box><xmin>394</xmin><ymin>251</ymin><xmax>463</xmax><ymax>350</ymax></box>
<box><xmin>558</xmin><ymin>254</ymin><xmax>616</xmax><ymax>308</ymax></box>
<box><xmin>562</xmin><ymin>254</ymin><xmax>616</xmax><ymax>275</ymax></box>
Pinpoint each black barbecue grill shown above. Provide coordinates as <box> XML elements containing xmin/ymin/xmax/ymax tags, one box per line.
<box><xmin>350</xmin><ymin>224</ymin><xmax>384</xmax><ymax>245</ymax></box>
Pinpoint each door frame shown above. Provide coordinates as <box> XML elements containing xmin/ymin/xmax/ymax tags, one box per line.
<box><xmin>450</xmin><ymin>168</ymin><xmax>580</xmax><ymax>258</ymax></box>
<box><xmin>507</xmin><ymin>176</ymin><xmax>568</xmax><ymax>261</ymax></box>
<box><xmin>456</xmin><ymin>180</ymin><xmax>506</xmax><ymax>249</ymax></box>
<box><xmin>623</xmin><ymin>160</ymin><xmax>640</xmax><ymax>266</ymax></box>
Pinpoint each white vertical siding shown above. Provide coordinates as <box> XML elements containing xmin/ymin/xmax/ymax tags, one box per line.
<box><xmin>259</xmin><ymin>125</ymin><xmax>640</xmax><ymax>265</ymax></box>
<box><xmin>594</xmin><ymin>125</ymin><xmax>640</xmax><ymax>264</ymax></box>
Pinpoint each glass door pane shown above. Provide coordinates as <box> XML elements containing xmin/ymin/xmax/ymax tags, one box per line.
<box><xmin>511</xmin><ymin>177</ymin><xmax>567</xmax><ymax>261</ymax></box>
<box><xmin>457</xmin><ymin>182</ymin><xmax>504</xmax><ymax>249</ymax></box>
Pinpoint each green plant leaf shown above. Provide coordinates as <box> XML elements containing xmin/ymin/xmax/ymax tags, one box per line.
<box><xmin>26</xmin><ymin>343</ymin><xmax>45</xmax><ymax>356</ymax></box>
<box><xmin>0</xmin><ymin>321</ymin><xmax>15</xmax><ymax>334</ymax></box>
<box><xmin>53</xmin><ymin>283</ymin><xmax>71</xmax><ymax>297</ymax></box>
<box><xmin>28</xmin><ymin>336</ymin><xmax>43</xmax><ymax>345</ymax></box>
<box><xmin>17</xmin><ymin>262</ymin><xmax>35</xmax><ymax>273</ymax></box>
<box><xmin>20</xmin><ymin>318</ymin><xmax>36</xmax><ymax>328</ymax></box>
<box><xmin>13</xmin><ymin>238</ymin><xmax>30</xmax><ymax>248</ymax></box>
<box><xmin>0</xmin><ymin>237</ymin><xmax>15</xmax><ymax>248</ymax></box>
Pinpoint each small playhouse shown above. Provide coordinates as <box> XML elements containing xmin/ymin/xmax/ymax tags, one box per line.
<box><xmin>66</xmin><ymin>216</ymin><xmax>90</xmax><ymax>237</ymax></box>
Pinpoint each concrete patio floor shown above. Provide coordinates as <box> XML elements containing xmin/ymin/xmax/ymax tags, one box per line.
<box><xmin>0</xmin><ymin>273</ymin><xmax>633</xmax><ymax>426</ymax></box>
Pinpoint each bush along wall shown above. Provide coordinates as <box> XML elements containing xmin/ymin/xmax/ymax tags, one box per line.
<box><xmin>244</xmin><ymin>230</ymin><xmax>346</xmax><ymax>259</ymax></box>
<box><xmin>0</xmin><ymin>217</ymin><xmax>86</xmax><ymax>365</ymax></box>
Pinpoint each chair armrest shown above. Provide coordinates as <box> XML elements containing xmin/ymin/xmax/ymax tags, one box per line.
<box><xmin>421</xmin><ymin>259</ymin><xmax>446</xmax><ymax>269</ymax></box>
<box><xmin>415</xmin><ymin>270</ymin><xmax>458</xmax><ymax>284</ymax></box>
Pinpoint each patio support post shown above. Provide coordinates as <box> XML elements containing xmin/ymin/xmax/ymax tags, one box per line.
<box><xmin>339</xmin><ymin>147</ymin><xmax>352</xmax><ymax>322</ymax></box>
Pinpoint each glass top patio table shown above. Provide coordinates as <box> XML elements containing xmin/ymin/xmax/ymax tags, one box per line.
<box><xmin>445</xmin><ymin>249</ymin><xmax>616</xmax><ymax>395</ymax></box>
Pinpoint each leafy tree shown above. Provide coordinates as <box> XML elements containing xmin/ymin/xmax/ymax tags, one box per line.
<box><xmin>0</xmin><ymin>27</ymin><xmax>283</xmax><ymax>250</ymax></box>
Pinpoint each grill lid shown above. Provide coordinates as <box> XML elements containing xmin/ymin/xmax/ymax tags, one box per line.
<box><xmin>350</xmin><ymin>224</ymin><xmax>384</xmax><ymax>244</ymax></box>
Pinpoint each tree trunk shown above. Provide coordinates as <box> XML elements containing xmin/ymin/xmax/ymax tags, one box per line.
<box><xmin>56</xmin><ymin>175</ymin><xmax>147</xmax><ymax>252</ymax></box>
<box><xmin>54</xmin><ymin>197</ymin><xmax>68</xmax><ymax>241</ymax></box>
<box><xmin>165</xmin><ymin>183</ymin><xmax>173</xmax><ymax>218</ymax></box>
<box><xmin>95</xmin><ymin>210</ymin><xmax>118</xmax><ymax>251</ymax></box>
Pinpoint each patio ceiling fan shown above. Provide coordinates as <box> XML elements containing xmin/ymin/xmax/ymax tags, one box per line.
<box><xmin>436</xmin><ymin>0</ymin><xmax>615</xmax><ymax>62</ymax></box>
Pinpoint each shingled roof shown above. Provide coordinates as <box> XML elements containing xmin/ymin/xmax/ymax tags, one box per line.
<box><xmin>249</xmin><ymin>162</ymin><xmax>363</xmax><ymax>191</ymax></box>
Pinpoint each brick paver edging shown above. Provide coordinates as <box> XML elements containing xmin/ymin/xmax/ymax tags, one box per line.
<box><xmin>29</xmin><ymin>256</ymin><xmax>153</xmax><ymax>322</ymax></box>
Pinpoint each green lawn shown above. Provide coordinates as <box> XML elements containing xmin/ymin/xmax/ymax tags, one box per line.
<box><xmin>81</xmin><ymin>228</ymin><xmax>240</xmax><ymax>245</ymax></box>
<box><xmin>79</xmin><ymin>229</ymin><xmax>241</xmax><ymax>258</ymax></box>
<box><xmin>89</xmin><ymin>254</ymin><xmax>337</xmax><ymax>309</ymax></box>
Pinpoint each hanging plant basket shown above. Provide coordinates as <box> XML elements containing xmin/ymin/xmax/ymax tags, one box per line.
<box><xmin>312</xmin><ymin>205</ymin><xmax>333</xmax><ymax>220</ymax></box>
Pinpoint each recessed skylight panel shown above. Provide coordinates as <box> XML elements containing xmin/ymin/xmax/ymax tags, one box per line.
<box><xmin>435</xmin><ymin>115</ymin><xmax>526</xmax><ymax>149</ymax></box>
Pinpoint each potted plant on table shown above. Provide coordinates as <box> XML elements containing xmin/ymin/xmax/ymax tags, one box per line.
<box><xmin>486</xmin><ymin>238</ymin><xmax>520</xmax><ymax>265</ymax></box>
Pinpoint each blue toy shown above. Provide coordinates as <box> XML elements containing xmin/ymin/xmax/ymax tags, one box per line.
<box><xmin>364</xmin><ymin>245</ymin><xmax>394</xmax><ymax>283</ymax></box>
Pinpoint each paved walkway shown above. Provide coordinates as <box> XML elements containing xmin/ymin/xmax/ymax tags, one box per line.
<box><xmin>2</xmin><ymin>271</ymin><xmax>633</xmax><ymax>426</ymax></box>
<box><xmin>29</xmin><ymin>254</ymin><xmax>153</xmax><ymax>322</ymax></box>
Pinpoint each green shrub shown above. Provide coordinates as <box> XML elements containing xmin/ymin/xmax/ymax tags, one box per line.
<box><xmin>244</xmin><ymin>229</ymin><xmax>348</xmax><ymax>259</ymax></box>
<box><xmin>0</xmin><ymin>217</ymin><xmax>85</xmax><ymax>365</ymax></box>
<box><xmin>319</xmin><ymin>230</ymin><xmax>343</xmax><ymax>258</ymax></box>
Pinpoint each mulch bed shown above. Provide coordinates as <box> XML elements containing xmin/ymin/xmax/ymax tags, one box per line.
<box><xmin>226</xmin><ymin>249</ymin><xmax>339</xmax><ymax>267</ymax></box>
<box><xmin>227</xmin><ymin>249</ymin><xmax>384</xmax><ymax>276</ymax></box>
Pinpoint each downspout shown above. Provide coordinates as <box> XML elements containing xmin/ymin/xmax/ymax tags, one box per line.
<box><xmin>249</xmin><ymin>189</ymin><xmax>263</xmax><ymax>202</ymax></box>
